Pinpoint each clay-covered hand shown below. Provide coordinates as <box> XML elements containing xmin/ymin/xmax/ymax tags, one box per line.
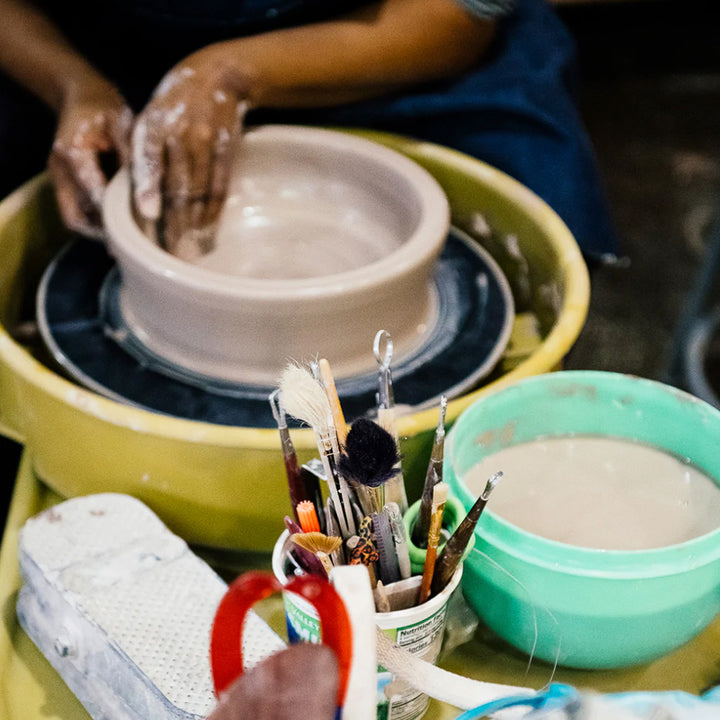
<box><xmin>131</xmin><ymin>50</ymin><xmax>248</xmax><ymax>258</ymax></box>
<box><xmin>48</xmin><ymin>78</ymin><xmax>133</xmax><ymax>239</ymax></box>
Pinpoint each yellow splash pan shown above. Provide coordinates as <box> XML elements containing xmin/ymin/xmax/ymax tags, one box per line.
<box><xmin>4</xmin><ymin>451</ymin><xmax>720</xmax><ymax>720</ymax></box>
<box><xmin>0</xmin><ymin>131</ymin><xmax>589</xmax><ymax>551</ymax></box>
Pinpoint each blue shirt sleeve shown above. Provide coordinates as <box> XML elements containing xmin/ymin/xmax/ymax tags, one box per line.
<box><xmin>451</xmin><ymin>0</ymin><xmax>517</xmax><ymax>19</ymax></box>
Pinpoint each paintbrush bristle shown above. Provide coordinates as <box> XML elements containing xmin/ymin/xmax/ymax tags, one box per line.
<box><xmin>291</xmin><ymin>532</ymin><xmax>343</xmax><ymax>556</ymax></box>
<box><xmin>432</xmin><ymin>482</ymin><xmax>448</xmax><ymax>505</ymax></box>
<box><xmin>279</xmin><ymin>363</ymin><xmax>333</xmax><ymax>433</ymax></box>
<box><xmin>338</xmin><ymin>418</ymin><xmax>399</xmax><ymax>488</ymax></box>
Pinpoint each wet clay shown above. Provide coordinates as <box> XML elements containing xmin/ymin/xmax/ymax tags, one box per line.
<box><xmin>463</xmin><ymin>435</ymin><xmax>720</xmax><ymax>550</ymax></box>
<box><xmin>194</xmin><ymin>195</ymin><xmax>400</xmax><ymax>279</ymax></box>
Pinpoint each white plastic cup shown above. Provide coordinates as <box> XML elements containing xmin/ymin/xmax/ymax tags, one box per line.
<box><xmin>272</xmin><ymin>529</ymin><xmax>462</xmax><ymax>720</ymax></box>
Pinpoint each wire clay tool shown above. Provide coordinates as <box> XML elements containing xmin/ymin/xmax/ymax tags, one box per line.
<box><xmin>373</xmin><ymin>329</ymin><xmax>408</xmax><ymax>512</ymax></box>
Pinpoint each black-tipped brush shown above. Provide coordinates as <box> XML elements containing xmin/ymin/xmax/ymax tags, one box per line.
<box><xmin>338</xmin><ymin>418</ymin><xmax>400</xmax><ymax>515</ymax></box>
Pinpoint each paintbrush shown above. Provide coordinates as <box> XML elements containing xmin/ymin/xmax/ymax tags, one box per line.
<box><xmin>279</xmin><ymin>363</ymin><xmax>356</xmax><ymax>539</ymax></box>
<box><xmin>290</xmin><ymin>532</ymin><xmax>343</xmax><ymax>577</ymax></box>
<box><xmin>318</xmin><ymin>357</ymin><xmax>348</xmax><ymax>448</ymax></box>
<box><xmin>338</xmin><ymin>418</ymin><xmax>399</xmax><ymax>516</ymax></box>
<box><xmin>268</xmin><ymin>389</ymin><xmax>308</xmax><ymax>525</ymax></box>
<box><xmin>431</xmin><ymin>472</ymin><xmax>502</xmax><ymax>597</ymax></box>
<box><xmin>283</xmin><ymin>517</ymin><xmax>327</xmax><ymax>577</ymax></box>
<box><xmin>412</xmin><ymin>395</ymin><xmax>447</xmax><ymax>547</ymax></box>
<box><xmin>373</xmin><ymin>330</ymin><xmax>408</xmax><ymax>512</ymax></box>
<box><xmin>418</xmin><ymin>483</ymin><xmax>448</xmax><ymax>605</ymax></box>
<box><xmin>313</xmin><ymin>358</ymin><xmax>357</xmax><ymax>531</ymax></box>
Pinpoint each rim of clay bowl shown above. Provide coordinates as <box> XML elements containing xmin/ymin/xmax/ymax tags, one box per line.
<box><xmin>446</xmin><ymin>370</ymin><xmax>720</xmax><ymax>579</ymax></box>
<box><xmin>103</xmin><ymin>125</ymin><xmax>450</xmax><ymax>300</ymax></box>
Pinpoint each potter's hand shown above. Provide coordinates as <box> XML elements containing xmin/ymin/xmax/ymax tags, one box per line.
<box><xmin>49</xmin><ymin>79</ymin><xmax>133</xmax><ymax>239</ymax></box>
<box><xmin>131</xmin><ymin>53</ymin><xmax>247</xmax><ymax>258</ymax></box>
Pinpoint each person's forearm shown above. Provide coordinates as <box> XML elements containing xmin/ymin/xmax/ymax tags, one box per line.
<box><xmin>198</xmin><ymin>0</ymin><xmax>496</xmax><ymax>108</ymax></box>
<box><xmin>0</xmin><ymin>0</ymin><xmax>110</xmax><ymax>110</ymax></box>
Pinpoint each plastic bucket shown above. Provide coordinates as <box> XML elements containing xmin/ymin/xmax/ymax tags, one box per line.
<box><xmin>445</xmin><ymin>370</ymin><xmax>720</xmax><ymax>669</ymax></box>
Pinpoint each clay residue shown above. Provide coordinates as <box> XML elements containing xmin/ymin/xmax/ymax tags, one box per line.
<box><xmin>550</xmin><ymin>382</ymin><xmax>598</xmax><ymax>402</ymax></box>
<box><xmin>473</xmin><ymin>420</ymin><xmax>517</xmax><ymax>449</ymax></box>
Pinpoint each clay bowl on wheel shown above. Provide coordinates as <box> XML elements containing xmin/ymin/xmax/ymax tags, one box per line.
<box><xmin>102</xmin><ymin>125</ymin><xmax>451</xmax><ymax>385</ymax></box>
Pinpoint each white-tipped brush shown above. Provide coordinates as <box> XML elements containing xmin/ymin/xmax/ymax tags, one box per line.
<box><xmin>279</xmin><ymin>364</ymin><xmax>333</xmax><ymax>432</ymax></box>
<box><xmin>279</xmin><ymin>363</ymin><xmax>356</xmax><ymax>538</ymax></box>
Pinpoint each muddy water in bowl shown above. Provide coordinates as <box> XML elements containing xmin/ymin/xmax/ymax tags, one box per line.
<box><xmin>464</xmin><ymin>435</ymin><xmax>720</xmax><ymax>550</ymax></box>
<box><xmin>104</xmin><ymin>125</ymin><xmax>450</xmax><ymax>385</ymax></box>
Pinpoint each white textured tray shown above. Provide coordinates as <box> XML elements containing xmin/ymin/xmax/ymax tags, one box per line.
<box><xmin>16</xmin><ymin>493</ymin><xmax>286</xmax><ymax>720</ymax></box>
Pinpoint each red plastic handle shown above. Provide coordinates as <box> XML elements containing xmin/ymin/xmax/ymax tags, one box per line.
<box><xmin>210</xmin><ymin>571</ymin><xmax>352</xmax><ymax>707</ymax></box>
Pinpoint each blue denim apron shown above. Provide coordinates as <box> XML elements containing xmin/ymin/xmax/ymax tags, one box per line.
<box><xmin>28</xmin><ymin>0</ymin><xmax>620</xmax><ymax>257</ymax></box>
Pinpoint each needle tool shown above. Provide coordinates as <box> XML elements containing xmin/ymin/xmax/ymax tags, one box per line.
<box><xmin>431</xmin><ymin>471</ymin><xmax>502</xmax><ymax>597</ymax></box>
<box><xmin>412</xmin><ymin>395</ymin><xmax>447</xmax><ymax>547</ymax></box>
<box><xmin>373</xmin><ymin>330</ymin><xmax>408</xmax><ymax>512</ymax></box>
<box><xmin>418</xmin><ymin>483</ymin><xmax>448</xmax><ymax>605</ymax></box>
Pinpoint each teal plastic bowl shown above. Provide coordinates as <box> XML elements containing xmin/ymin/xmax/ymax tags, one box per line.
<box><xmin>444</xmin><ymin>370</ymin><xmax>720</xmax><ymax>669</ymax></box>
